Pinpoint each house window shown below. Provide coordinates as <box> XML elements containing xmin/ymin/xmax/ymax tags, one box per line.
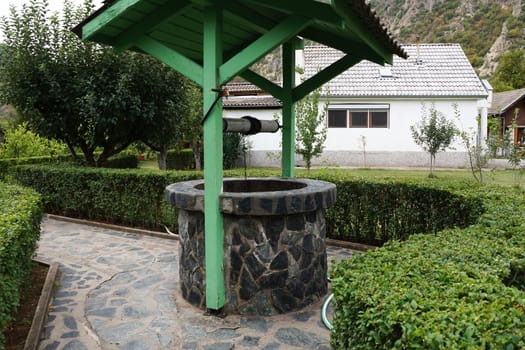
<box><xmin>350</xmin><ymin>111</ymin><xmax>368</xmax><ymax>127</ymax></box>
<box><xmin>328</xmin><ymin>110</ymin><xmax>347</xmax><ymax>128</ymax></box>
<box><xmin>328</xmin><ymin>105</ymin><xmax>390</xmax><ymax>128</ymax></box>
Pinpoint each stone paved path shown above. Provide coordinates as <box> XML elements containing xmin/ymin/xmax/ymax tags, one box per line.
<box><xmin>36</xmin><ymin>217</ymin><xmax>356</xmax><ymax>350</ymax></box>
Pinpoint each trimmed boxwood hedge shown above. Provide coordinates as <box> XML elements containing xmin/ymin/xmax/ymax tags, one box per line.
<box><xmin>8</xmin><ymin>165</ymin><xmax>524</xmax><ymax>347</ymax></box>
<box><xmin>0</xmin><ymin>182</ymin><xmax>42</xmax><ymax>348</ymax></box>
<box><xmin>330</xmin><ymin>183</ymin><xmax>525</xmax><ymax>349</ymax></box>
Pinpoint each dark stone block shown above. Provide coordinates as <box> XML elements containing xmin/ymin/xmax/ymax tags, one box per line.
<box><xmin>254</xmin><ymin>242</ymin><xmax>272</xmax><ymax>263</ymax></box>
<box><xmin>286</xmin><ymin>215</ymin><xmax>305</xmax><ymax>231</ymax></box>
<box><xmin>305</xmin><ymin>211</ymin><xmax>317</xmax><ymax>223</ymax></box>
<box><xmin>315</xmin><ymin>192</ymin><xmax>323</xmax><ymax>209</ymax></box>
<box><xmin>259</xmin><ymin>271</ymin><xmax>287</xmax><ymax>289</ymax></box>
<box><xmin>231</xmin><ymin>250</ymin><xmax>243</xmax><ymax>272</ymax></box>
<box><xmin>290</xmin><ymin>196</ymin><xmax>303</xmax><ymax>212</ymax></box>
<box><xmin>270</xmin><ymin>251</ymin><xmax>288</xmax><ymax>270</ymax></box>
<box><xmin>232</xmin><ymin>229</ymin><xmax>242</xmax><ymax>245</ymax></box>
<box><xmin>287</xmin><ymin>278</ymin><xmax>304</xmax><ymax>299</ymax></box>
<box><xmin>264</xmin><ymin>217</ymin><xmax>284</xmax><ymax>251</ymax></box>
<box><xmin>239</xmin><ymin>267</ymin><xmax>258</xmax><ymax>300</ymax></box>
<box><xmin>260</xmin><ymin>198</ymin><xmax>273</xmax><ymax>213</ymax></box>
<box><xmin>276</xmin><ymin>197</ymin><xmax>287</xmax><ymax>214</ymax></box>
<box><xmin>281</xmin><ymin>231</ymin><xmax>302</xmax><ymax>246</ymax></box>
<box><xmin>300</xmin><ymin>268</ymin><xmax>313</xmax><ymax>284</ymax></box>
<box><xmin>271</xmin><ymin>289</ymin><xmax>297</xmax><ymax>313</ymax></box>
<box><xmin>300</xmin><ymin>252</ymin><xmax>313</xmax><ymax>270</ymax></box>
<box><xmin>240</xmin><ymin>241</ymin><xmax>251</xmax><ymax>257</ymax></box>
<box><xmin>303</xmin><ymin>234</ymin><xmax>314</xmax><ymax>254</ymax></box>
<box><xmin>288</xmin><ymin>245</ymin><xmax>302</xmax><ymax>262</ymax></box>
<box><xmin>238</xmin><ymin>218</ymin><xmax>259</xmax><ymax>241</ymax></box>
<box><xmin>188</xmin><ymin>287</ymin><xmax>202</xmax><ymax>306</ymax></box>
<box><xmin>238</xmin><ymin>197</ymin><xmax>251</xmax><ymax>213</ymax></box>
<box><xmin>245</xmin><ymin>254</ymin><xmax>265</xmax><ymax>280</ymax></box>
<box><xmin>304</xmin><ymin>195</ymin><xmax>315</xmax><ymax>212</ymax></box>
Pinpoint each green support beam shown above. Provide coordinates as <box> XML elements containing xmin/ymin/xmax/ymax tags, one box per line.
<box><xmin>331</xmin><ymin>0</ymin><xmax>393</xmax><ymax>64</ymax></box>
<box><xmin>202</xmin><ymin>4</ymin><xmax>225</xmax><ymax>311</ymax></box>
<box><xmin>281</xmin><ymin>41</ymin><xmax>296</xmax><ymax>178</ymax></box>
<box><xmin>240</xmin><ymin>70</ymin><xmax>284</xmax><ymax>100</ymax></box>
<box><xmin>220</xmin><ymin>15</ymin><xmax>311</xmax><ymax>85</ymax></box>
<box><xmin>114</xmin><ymin>1</ymin><xmax>192</xmax><ymax>51</ymax></box>
<box><xmin>135</xmin><ymin>36</ymin><xmax>203</xmax><ymax>86</ymax></box>
<box><xmin>240</xmin><ymin>0</ymin><xmax>340</xmax><ymax>24</ymax></box>
<box><xmin>82</xmin><ymin>0</ymin><xmax>142</xmax><ymax>40</ymax></box>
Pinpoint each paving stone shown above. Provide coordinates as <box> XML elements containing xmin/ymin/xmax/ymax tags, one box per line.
<box><xmin>240</xmin><ymin>317</ymin><xmax>270</xmax><ymax>333</ymax></box>
<box><xmin>62</xmin><ymin>340</ymin><xmax>88</xmax><ymax>350</ymax></box>
<box><xmin>86</xmin><ymin>307</ymin><xmax>117</xmax><ymax>318</ymax></box>
<box><xmin>64</xmin><ymin>316</ymin><xmax>77</xmax><ymax>330</ymax></box>
<box><xmin>42</xmin><ymin>341</ymin><xmax>60</xmax><ymax>350</ymax></box>
<box><xmin>98</xmin><ymin>322</ymin><xmax>143</xmax><ymax>343</ymax></box>
<box><xmin>241</xmin><ymin>335</ymin><xmax>260</xmax><ymax>347</ymax></box>
<box><xmin>203</xmin><ymin>343</ymin><xmax>234</xmax><ymax>350</ymax></box>
<box><xmin>60</xmin><ymin>331</ymin><xmax>80</xmax><ymax>338</ymax></box>
<box><xmin>275</xmin><ymin>327</ymin><xmax>326</xmax><ymax>348</ymax></box>
<box><xmin>123</xmin><ymin>305</ymin><xmax>154</xmax><ymax>318</ymax></box>
<box><xmin>261</xmin><ymin>344</ymin><xmax>280</xmax><ymax>350</ymax></box>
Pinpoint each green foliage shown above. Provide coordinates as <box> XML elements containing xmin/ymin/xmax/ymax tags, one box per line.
<box><xmin>0</xmin><ymin>154</ymin><xmax>73</xmax><ymax>180</ymax></box>
<box><xmin>317</xmin><ymin>173</ymin><xmax>483</xmax><ymax>245</ymax></box>
<box><xmin>103</xmin><ymin>154</ymin><xmax>139</xmax><ymax>169</ymax></box>
<box><xmin>164</xmin><ymin>149</ymin><xmax>195</xmax><ymax>170</ymax></box>
<box><xmin>0</xmin><ymin>123</ymin><xmax>67</xmax><ymax>159</ymax></box>
<box><xmin>330</xmin><ymin>183</ymin><xmax>525</xmax><ymax>349</ymax></box>
<box><xmin>491</xmin><ymin>50</ymin><xmax>525</xmax><ymax>92</ymax></box>
<box><xmin>410</xmin><ymin>104</ymin><xmax>458</xmax><ymax>176</ymax></box>
<box><xmin>0</xmin><ymin>182</ymin><xmax>42</xmax><ymax>348</ymax></box>
<box><xmin>0</xmin><ymin>0</ymin><xmax>192</xmax><ymax>167</ymax></box>
<box><xmin>223</xmin><ymin>133</ymin><xmax>242</xmax><ymax>170</ymax></box>
<box><xmin>295</xmin><ymin>85</ymin><xmax>328</xmax><ymax>173</ymax></box>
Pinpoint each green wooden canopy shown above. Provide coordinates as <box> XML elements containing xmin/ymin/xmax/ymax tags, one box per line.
<box><xmin>75</xmin><ymin>0</ymin><xmax>406</xmax><ymax>312</ymax></box>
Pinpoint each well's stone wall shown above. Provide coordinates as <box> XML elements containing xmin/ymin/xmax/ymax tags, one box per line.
<box><xmin>167</xmin><ymin>178</ymin><xmax>336</xmax><ymax>315</ymax></box>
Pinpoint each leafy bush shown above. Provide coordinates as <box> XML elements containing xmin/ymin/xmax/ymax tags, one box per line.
<box><xmin>0</xmin><ymin>123</ymin><xmax>67</xmax><ymax>159</ymax></box>
<box><xmin>10</xmin><ymin>165</ymin><xmax>202</xmax><ymax>231</ymax></box>
<box><xmin>330</xmin><ymin>183</ymin><xmax>525</xmax><ymax>349</ymax></box>
<box><xmin>165</xmin><ymin>149</ymin><xmax>194</xmax><ymax>170</ymax></box>
<box><xmin>0</xmin><ymin>154</ymin><xmax>73</xmax><ymax>180</ymax></box>
<box><xmin>103</xmin><ymin>154</ymin><xmax>139</xmax><ymax>169</ymax></box>
<box><xmin>0</xmin><ymin>182</ymin><xmax>42</xmax><ymax>347</ymax></box>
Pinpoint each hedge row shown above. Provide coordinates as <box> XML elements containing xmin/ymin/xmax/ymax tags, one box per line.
<box><xmin>0</xmin><ymin>182</ymin><xmax>42</xmax><ymax>348</ymax></box>
<box><xmin>164</xmin><ymin>149</ymin><xmax>195</xmax><ymax>170</ymax></box>
<box><xmin>0</xmin><ymin>154</ymin><xmax>72</xmax><ymax>180</ymax></box>
<box><xmin>10</xmin><ymin>166</ymin><xmax>480</xmax><ymax>245</ymax></box>
<box><xmin>330</xmin><ymin>183</ymin><xmax>525</xmax><ymax>349</ymax></box>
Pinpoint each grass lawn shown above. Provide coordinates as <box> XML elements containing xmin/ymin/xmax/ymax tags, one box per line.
<box><xmin>138</xmin><ymin>159</ymin><xmax>524</xmax><ymax>187</ymax></box>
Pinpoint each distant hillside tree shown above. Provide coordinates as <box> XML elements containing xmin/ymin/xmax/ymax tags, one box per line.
<box><xmin>410</xmin><ymin>104</ymin><xmax>458</xmax><ymax>177</ymax></box>
<box><xmin>491</xmin><ymin>50</ymin><xmax>525</xmax><ymax>92</ymax></box>
<box><xmin>0</xmin><ymin>0</ymin><xmax>191</xmax><ymax>167</ymax></box>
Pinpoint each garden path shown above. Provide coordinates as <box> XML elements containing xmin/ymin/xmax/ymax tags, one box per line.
<box><xmin>36</xmin><ymin>216</ymin><xmax>356</xmax><ymax>350</ymax></box>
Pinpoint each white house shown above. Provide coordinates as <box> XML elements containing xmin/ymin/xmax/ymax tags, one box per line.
<box><xmin>224</xmin><ymin>43</ymin><xmax>491</xmax><ymax>168</ymax></box>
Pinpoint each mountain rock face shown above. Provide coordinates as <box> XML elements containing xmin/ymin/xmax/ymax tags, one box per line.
<box><xmin>250</xmin><ymin>0</ymin><xmax>524</xmax><ymax>82</ymax></box>
<box><xmin>369</xmin><ymin>0</ymin><xmax>524</xmax><ymax>77</ymax></box>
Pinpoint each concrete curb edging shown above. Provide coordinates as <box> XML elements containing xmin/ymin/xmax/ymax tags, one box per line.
<box><xmin>45</xmin><ymin>214</ymin><xmax>178</xmax><ymax>240</ymax></box>
<box><xmin>24</xmin><ymin>259</ymin><xmax>59</xmax><ymax>350</ymax></box>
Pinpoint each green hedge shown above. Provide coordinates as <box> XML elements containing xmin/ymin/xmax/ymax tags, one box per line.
<box><xmin>0</xmin><ymin>154</ymin><xmax>72</xmax><ymax>180</ymax></box>
<box><xmin>0</xmin><ymin>182</ymin><xmax>42</xmax><ymax>348</ymax></box>
<box><xmin>165</xmin><ymin>149</ymin><xmax>194</xmax><ymax>170</ymax></box>
<box><xmin>315</xmin><ymin>173</ymin><xmax>484</xmax><ymax>245</ymax></box>
<box><xmin>330</xmin><ymin>183</ymin><xmax>525</xmax><ymax>349</ymax></box>
<box><xmin>10</xmin><ymin>165</ymin><xmax>202</xmax><ymax>231</ymax></box>
<box><xmin>104</xmin><ymin>154</ymin><xmax>138</xmax><ymax>169</ymax></box>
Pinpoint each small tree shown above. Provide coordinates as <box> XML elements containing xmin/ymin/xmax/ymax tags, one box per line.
<box><xmin>0</xmin><ymin>123</ymin><xmax>67</xmax><ymax>158</ymax></box>
<box><xmin>295</xmin><ymin>85</ymin><xmax>328</xmax><ymax>173</ymax></box>
<box><xmin>410</xmin><ymin>103</ymin><xmax>458</xmax><ymax>177</ymax></box>
<box><xmin>454</xmin><ymin>105</ymin><xmax>487</xmax><ymax>183</ymax></box>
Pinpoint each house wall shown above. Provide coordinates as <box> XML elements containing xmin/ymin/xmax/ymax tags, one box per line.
<box><xmin>224</xmin><ymin>98</ymin><xmax>483</xmax><ymax>168</ymax></box>
<box><xmin>502</xmin><ymin>98</ymin><xmax>525</xmax><ymax>127</ymax></box>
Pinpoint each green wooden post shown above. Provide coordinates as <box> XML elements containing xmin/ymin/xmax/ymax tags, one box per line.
<box><xmin>202</xmin><ymin>4</ymin><xmax>225</xmax><ymax>310</ymax></box>
<box><xmin>282</xmin><ymin>41</ymin><xmax>296</xmax><ymax>178</ymax></box>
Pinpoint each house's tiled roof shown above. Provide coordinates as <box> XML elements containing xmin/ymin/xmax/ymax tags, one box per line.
<box><xmin>489</xmin><ymin>88</ymin><xmax>525</xmax><ymax>115</ymax></box>
<box><xmin>304</xmin><ymin>43</ymin><xmax>488</xmax><ymax>98</ymax></box>
<box><xmin>223</xmin><ymin>96</ymin><xmax>282</xmax><ymax>109</ymax></box>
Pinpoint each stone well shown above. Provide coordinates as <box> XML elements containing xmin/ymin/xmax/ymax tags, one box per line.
<box><xmin>165</xmin><ymin>177</ymin><xmax>336</xmax><ymax>315</ymax></box>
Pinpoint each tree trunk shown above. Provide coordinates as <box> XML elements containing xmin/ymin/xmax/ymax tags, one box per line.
<box><xmin>158</xmin><ymin>145</ymin><xmax>168</xmax><ymax>170</ymax></box>
<box><xmin>192</xmin><ymin>140</ymin><xmax>202</xmax><ymax>171</ymax></box>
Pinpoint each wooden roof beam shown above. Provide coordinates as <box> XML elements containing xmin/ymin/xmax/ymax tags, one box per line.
<box><xmin>220</xmin><ymin>15</ymin><xmax>311</xmax><ymax>85</ymax></box>
<box><xmin>82</xmin><ymin>0</ymin><xmax>142</xmax><ymax>40</ymax></box>
<box><xmin>114</xmin><ymin>1</ymin><xmax>192</xmax><ymax>52</ymax></box>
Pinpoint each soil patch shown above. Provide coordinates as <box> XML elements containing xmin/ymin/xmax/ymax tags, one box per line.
<box><xmin>3</xmin><ymin>263</ymin><xmax>48</xmax><ymax>350</ymax></box>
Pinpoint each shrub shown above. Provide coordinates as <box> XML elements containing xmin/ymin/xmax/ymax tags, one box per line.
<box><xmin>0</xmin><ymin>154</ymin><xmax>73</xmax><ymax>180</ymax></box>
<box><xmin>103</xmin><ymin>154</ymin><xmax>139</xmax><ymax>169</ymax></box>
<box><xmin>0</xmin><ymin>182</ymin><xmax>42</xmax><ymax>347</ymax></box>
<box><xmin>330</xmin><ymin>183</ymin><xmax>525</xmax><ymax>349</ymax></box>
<box><xmin>10</xmin><ymin>165</ymin><xmax>201</xmax><ymax>231</ymax></box>
<box><xmin>165</xmin><ymin>149</ymin><xmax>194</xmax><ymax>170</ymax></box>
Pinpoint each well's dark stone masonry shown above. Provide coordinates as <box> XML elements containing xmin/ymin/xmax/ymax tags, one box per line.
<box><xmin>167</xmin><ymin>178</ymin><xmax>336</xmax><ymax>315</ymax></box>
